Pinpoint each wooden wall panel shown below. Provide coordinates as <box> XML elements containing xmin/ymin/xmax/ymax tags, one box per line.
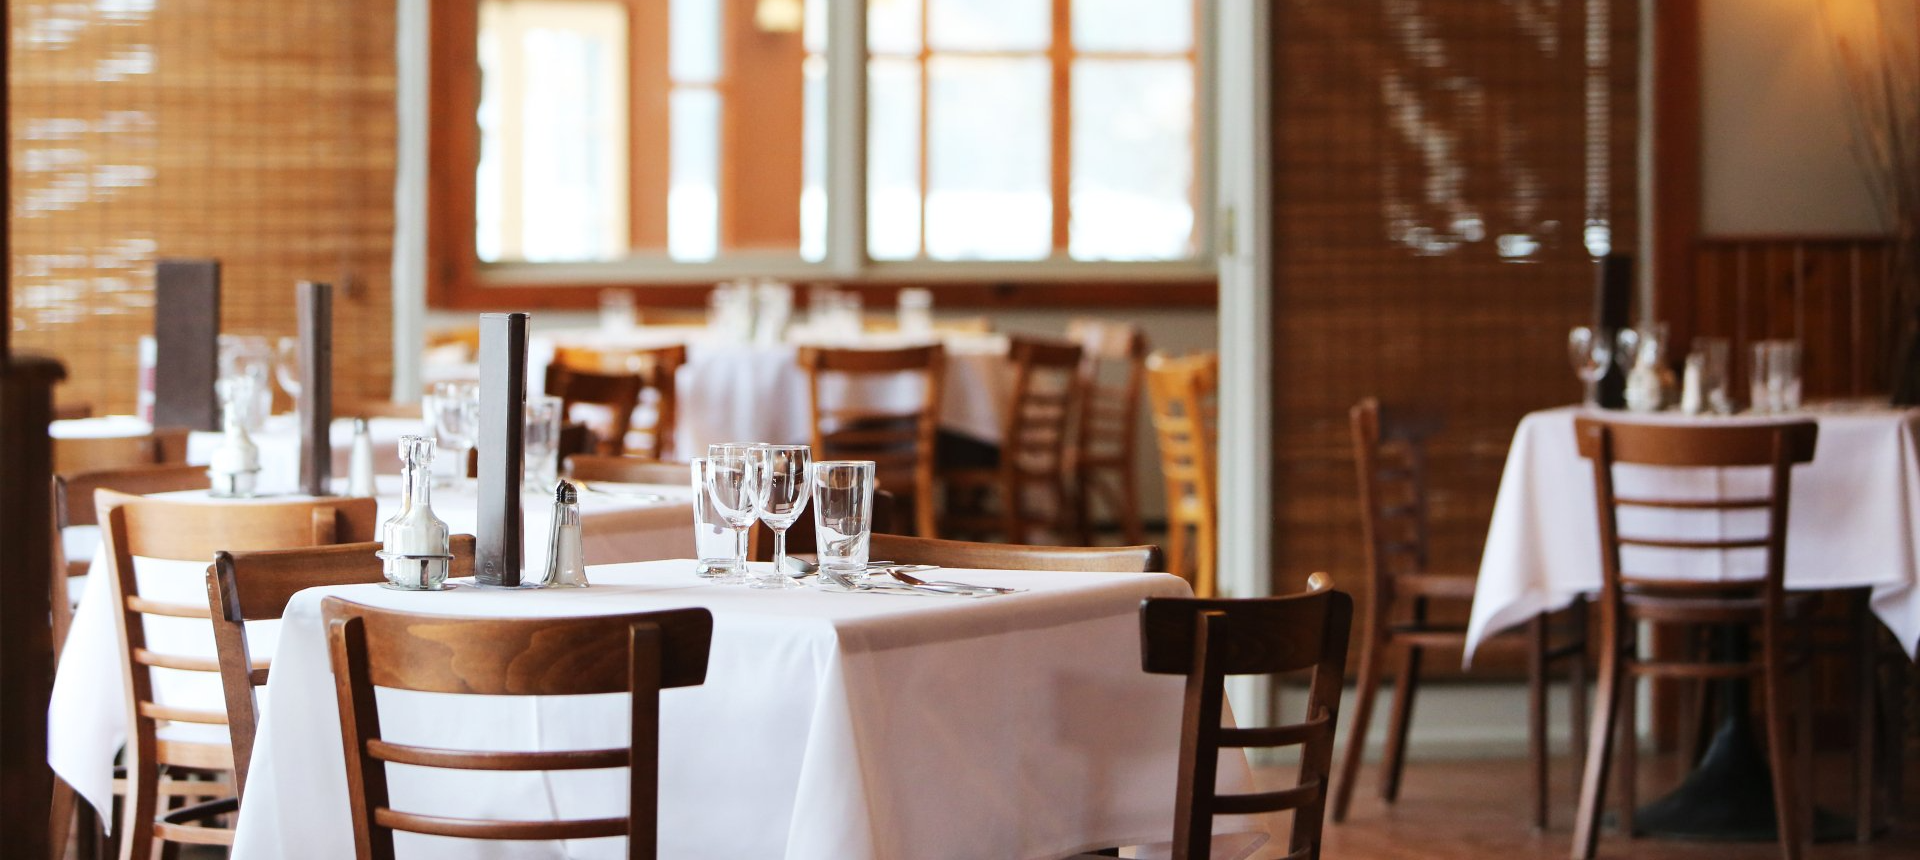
<box><xmin>9</xmin><ymin>0</ymin><xmax>398</xmax><ymax>415</ymax></box>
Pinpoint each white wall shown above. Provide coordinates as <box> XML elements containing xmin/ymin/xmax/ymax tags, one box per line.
<box><xmin>1699</xmin><ymin>0</ymin><xmax>1889</xmax><ymax>235</ymax></box>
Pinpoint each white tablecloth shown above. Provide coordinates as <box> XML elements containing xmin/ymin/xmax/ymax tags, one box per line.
<box><xmin>230</xmin><ymin>561</ymin><xmax>1266</xmax><ymax>859</ymax></box>
<box><xmin>48</xmin><ymin>475</ymin><xmax>697</xmax><ymax>823</ymax></box>
<box><xmin>52</xmin><ymin>414</ymin><xmax>428</xmax><ymax>497</ymax></box>
<box><xmin>1467</xmin><ymin>404</ymin><xmax>1920</xmax><ymax>664</ymax></box>
<box><xmin>527</xmin><ymin>327</ymin><xmax>1013</xmax><ymax>454</ymax></box>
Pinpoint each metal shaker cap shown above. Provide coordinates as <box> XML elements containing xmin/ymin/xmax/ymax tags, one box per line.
<box><xmin>555</xmin><ymin>479</ymin><xmax>578</xmax><ymax>505</ymax></box>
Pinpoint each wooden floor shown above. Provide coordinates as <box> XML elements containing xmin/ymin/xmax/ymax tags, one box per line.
<box><xmin>1250</xmin><ymin>753</ymin><xmax>1920</xmax><ymax>859</ymax></box>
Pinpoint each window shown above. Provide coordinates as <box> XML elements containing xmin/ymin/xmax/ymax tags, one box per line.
<box><xmin>433</xmin><ymin>0</ymin><xmax>1212</xmax><ymax>305</ymax></box>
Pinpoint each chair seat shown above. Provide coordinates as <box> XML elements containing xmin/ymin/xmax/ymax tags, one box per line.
<box><xmin>1623</xmin><ymin>589</ymin><xmax>1819</xmax><ymax>624</ymax></box>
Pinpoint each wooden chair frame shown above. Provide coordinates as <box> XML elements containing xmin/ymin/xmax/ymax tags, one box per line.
<box><xmin>1332</xmin><ymin>398</ymin><xmax>1589</xmax><ymax>828</ymax></box>
<box><xmin>545</xmin><ymin>364</ymin><xmax>647</xmax><ymax>457</ymax></box>
<box><xmin>1067</xmin><ymin>319</ymin><xmax>1148</xmax><ymax>546</ymax></box>
<box><xmin>52</xmin><ymin>428</ymin><xmax>191</xmax><ymax>475</ymax></box>
<box><xmin>100</xmin><ymin>490</ymin><xmax>377</xmax><ymax>858</ymax></box>
<box><xmin>323</xmin><ymin>599</ymin><xmax>712</xmax><ymax>860</ymax></box>
<box><xmin>867</xmin><ymin>533</ymin><xmax>1161</xmax><ymax>573</ymax></box>
<box><xmin>1144</xmin><ymin>352</ymin><xmax>1218</xmax><ymax>597</ymax></box>
<box><xmin>943</xmin><ymin>337</ymin><xmax>1083</xmax><ymax>544</ymax></box>
<box><xmin>553</xmin><ymin>343</ymin><xmax>688</xmax><ymax>459</ymax></box>
<box><xmin>796</xmin><ymin>344</ymin><xmax>945</xmax><ymax>537</ymax></box>
<box><xmin>1570</xmin><ymin>417</ymin><xmax>1821</xmax><ymax>860</ymax></box>
<box><xmin>564</xmin><ymin>455</ymin><xmax>691</xmax><ymax>486</ymax></box>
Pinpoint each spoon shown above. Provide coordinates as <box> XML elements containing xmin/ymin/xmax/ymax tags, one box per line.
<box><xmin>782</xmin><ymin>556</ymin><xmax>817</xmax><ymax>577</ymax></box>
<box><xmin>884</xmin><ymin>566</ymin><xmax>1018</xmax><ymax>594</ymax></box>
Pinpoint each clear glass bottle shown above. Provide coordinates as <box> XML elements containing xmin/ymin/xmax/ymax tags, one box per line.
<box><xmin>542</xmin><ymin>480</ymin><xmax>588</xmax><ymax>587</ymax></box>
<box><xmin>380</xmin><ymin>435</ymin><xmax>452</xmax><ymax>589</ymax></box>
<box><xmin>207</xmin><ymin>375</ymin><xmax>261</xmax><ymax>498</ymax></box>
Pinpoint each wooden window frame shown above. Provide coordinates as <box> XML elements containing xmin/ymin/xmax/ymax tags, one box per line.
<box><xmin>429</xmin><ymin>0</ymin><xmax>1216</xmax><ymax>311</ymax></box>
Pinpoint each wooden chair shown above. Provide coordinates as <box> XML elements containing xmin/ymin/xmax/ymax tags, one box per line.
<box><xmin>564</xmin><ymin>455</ymin><xmax>690</xmax><ymax>486</ymax></box>
<box><xmin>1332</xmin><ymin>398</ymin><xmax>1589</xmax><ymax>828</ymax></box>
<box><xmin>208</xmin><ymin>537</ymin><xmax>477</xmax><ymax>799</ymax></box>
<box><xmin>334</xmin><ymin>398</ymin><xmax>426</xmax><ymax>420</ymax></box>
<box><xmin>552</xmin><ymin>343</ymin><xmax>688</xmax><ymax>459</ymax></box>
<box><xmin>1571</xmin><ymin>418</ymin><xmax>1821</xmax><ymax>860</ymax></box>
<box><xmin>1144</xmin><ymin>351</ymin><xmax>1218</xmax><ymax>597</ymax></box>
<box><xmin>52</xmin><ymin>428</ymin><xmax>190</xmax><ymax>474</ymax></box>
<box><xmin>99</xmin><ymin>490</ymin><xmax>378</xmax><ymax>857</ymax></box>
<box><xmin>323</xmin><ymin>599</ymin><xmax>713</xmax><ymax>859</ymax></box>
<box><xmin>545</xmin><ymin>364</ymin><xmax>646</xmax><ymax>457</ymax></box>
<box><xmin>1067</xmin><ymin>319</ymin><xmax>1148</xmax><ymax>546</ymax></box>
<box><xmin>796</xmin><ymin>344</ymin><xmax>945</xmax><ymax>537</ymax></box>
<box><xmin>941</xmin><ymin>337</ymin><xmax>1083</xmax><ymax>544</ymax></box>
<box><xmin>867</xmin><ymin>533</ymin><xmax>1160</xmax><ymax>574</ymax></box>
<box><xmin>56</xmin><ymin>402</ymin><xmax>94</xmax><ymax>420</ymax></box>
<box><xmin>1075</xmin><ymin>573</ymin><xmax>1352</xmax><ymax>860</ymax></box>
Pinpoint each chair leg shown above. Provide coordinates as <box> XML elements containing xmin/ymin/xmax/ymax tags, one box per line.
<box><xmin>1572</xmin><ymin>627</ymin><xmax>1623</xmax><ymax>860</ymax></box>
<box><xmin>1854</xmin><ymin>594</ymin><xmax>1877</xmax><ymax>843</ymax></box>
<box><xmin>1528</xmin><ymin>615</ymin><xmax>1549</xmax><ymax>830</ymax></box>
<box><xmin>1118</xmin><ymin>466</ymin><xmax>1145</xmax><ymax>547</ymax></box>
<box><xmin>50</xmin><ymin>777</ymin><xmax>76</xmax><ymax>860</ymax></box>
<box><xmin>1797</xmin><ymin>651</ymin><xmax>1815</xmax><ymax>849</ymax></box>
<box><xmin>1762</xmin><ymin>636</ymin><xmax>1805</xmax><ymax>860</ymax></box>
<box><xmin>1380</xmin><ymin>643</ymin><xmax>1423</xmax><ymax>804</ymax></box>
<box><xmin>1332</xmin><ymin>626</ymin><xmax>1387</xmax><ymax>823</ymax></box>
<box><xmin>1569</xmin><ymin>599</ymin><xmax>1589</xmax><ymax>789</ymax></box>
<box><xmin>1166</xmin><ymin>514</ymin><xmax>1190</xmax><ymax>582</ymax></box>
<box><xmin>1618</xmin><ymin>667</ymin><xmax>1637</xmax><ymax>839</ymax></box>
<box><xmin>117</xmin><ymin>755</ymin><xmax>156</xmax><ymax>860</ymax></box>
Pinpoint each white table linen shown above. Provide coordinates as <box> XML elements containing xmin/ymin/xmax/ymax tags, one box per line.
<box><xmin>527</xmin><ymin>328</ymin><xmax>1013</xmax><ymax>453</ymax></box>
<box><xmin>230</xmin><ymin>561</ymin><xmax>1266</xmax><ymax>860</ymax></box>
<box><xmin>48</xmin><ymin>476</ymin><xmax>696</xmax><ymax>824</ymax></box>
<box><xmin>1467</xmin><ymin>405</ymin><xmax>1920</xmax><ymax>665</ymax></box>
<box><xmin>52</xmin><ymin>414</ymin><xmax>427</xmax><ymax>497</ymax></box>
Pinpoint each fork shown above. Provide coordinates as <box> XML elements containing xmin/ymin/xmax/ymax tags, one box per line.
<box><xmin>883</xmin><ymin>567</ymin><xmax>1018</xmax><ymax>594</ymax></box>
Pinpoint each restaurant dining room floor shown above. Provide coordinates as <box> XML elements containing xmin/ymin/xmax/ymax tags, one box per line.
<box><xmin>1283</xmin><ymin>753</ymin><xmax>1920</xmax><ymax>859</ymax></box>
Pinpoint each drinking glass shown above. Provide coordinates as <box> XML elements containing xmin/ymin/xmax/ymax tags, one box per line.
<box><xmin>705</xmin><ymin>443</ymin><xmax>760</xmax><ymax>583</ymax></box>
<box><xmin>690</xmin><ymin>458</ymin><xmax>744</xmax><ymax>581</ymax></box>
<box><xmin>523</xmin><ymin>395</ymin><xmax>562</xmax><ymax>494</ymax></box>
<box><xmin>1567</xmin><ymin>326</ymin><xmax>1613</xmax><ymax>406</ymax></box>
<box><xmin>1767</xmin><ymin>340</ymin><xmax>1803</xmax><ymax>412</ymax></box>
<box><xmin>219</xmin><ymin>335</ymin><xmax>274</xmax><ymax>429</ymax></box>
<box><xmin>428</xmin><ymin>381</ymin><xmax>479</xmax><ymax>484</ymax></box>
<box><xmin>599</xmin><ymin>289</ymin><xmax>638</xmax><ymax>332</ymax></box>
<box><xmin>749</xmin><ymin>444</ymin><xmax>811</xmax><ymax>589</ymax></box>
<box><xmin>898</xmin><ymin>288</ymin><xmax>934</xmax><ymax>338</ymax></box>
<box><xmin>812</xmin><ymin>460</ymin><xmax>875</xmax><ymax>584</ymax></box>
<box><xmin>1689</xmin><ymin>337</ymin><xmax>1731</xmax><ymax>414</ymax></box>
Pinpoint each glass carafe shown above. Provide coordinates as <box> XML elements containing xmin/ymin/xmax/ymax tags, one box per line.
<box><xmin>379</xmin><ymin>435</ymin><xmax>452</xmax><ymax>590</ymax></box>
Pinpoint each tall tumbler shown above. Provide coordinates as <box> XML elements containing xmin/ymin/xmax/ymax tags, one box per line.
<box><xmin>812</xmin><ymin>460</ymin><xmax>876</xmax><ymax>583</ymax></box>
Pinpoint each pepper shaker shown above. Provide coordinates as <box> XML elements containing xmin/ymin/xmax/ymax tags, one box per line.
<box><xmin>542</xmin><ymin>480</ymin><xmax>588</xmax><ymax>587</ymax></box>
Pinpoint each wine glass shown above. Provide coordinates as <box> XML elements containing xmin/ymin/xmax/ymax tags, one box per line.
<box><xmin>523</xmin><ymin>395</ymin><xmax>563</xmax><ymax>494</ymax></box>
<box><xmin>428</xmin><ymin>381</ymin><xmax>479</xmax><ymax>484</ymax></box>
<box><xmin>275</xmin><ymin>336</ymin><xmax>302</xmax><ymax>407</ymax></box>
<box><xmin>1568</xmin><ymin>326</ymin><xmax>1613</xmax><ymax>406</ymax></box>
<box><xmin>705</xmin><ymin>443</ymin><xmax>760</xmax><ymax>583</ymax></box>
<box><xmin>749</xmin><ymin>444</ymin><xmax>810</xmax><ymax>589</ymax></box>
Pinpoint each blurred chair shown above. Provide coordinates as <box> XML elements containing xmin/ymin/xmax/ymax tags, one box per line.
<box><xmin>1074</xmin><ymin>573</ymin><xmax>1352</xmax><ymax>860</ymax></box>
<box><xmin>867</xmin><ymin>533</ymin><xmax>1159</xmax><ymax>574</ymax></box>
<box><xmin>564</xmin><ymin>455</ymin><xmax>689</xmax><ymax>486</ymax></box>
<box><xmin>97</xmin><ymin>490</ymin><xmax>377</xmax><ymax>857</ymax></box>
<box><xmin>1570</xmin><ymin>418</ymin><xmax>1821</xmax><ymax>860</ymax></box>
<box><xmin>54</xmin><ymin>402</ymin><xmax>93</xmax><ymax>421</ymax></box>
<box><xmin>323</xmin><ymin>599</ymin><xmax>712</xmax><ymax>858</ymax></box>
<box><xmin>544</xmin><ymin>365</ymin><xmax>645</xmax><ymax>457</ymax></box>
<box><xmin>1067</xmin><ymin>319</ymin><xmax>1148</xmax><ymax>546</ymax></box>
<box><xmin>52</xmin><ymin>428</ymin><xmax>190</xmax><ymax>474</ymax></box>
<box><xmin>333</xmin><ymin>398</ymin><xmax>426</xmax><ymax>420</ymax></box>
<box><xmin>552</xmin><ymin>343</ymin><xmax>688</xmax><ymax>459</ymax></box>
<box><xmin>1332</xmin><ymin>398</ymin><xmax>1589</xmax><ymax>828</ymax></box>
<box><xmin>796</xmin><ymin>344</ymin><xmax>945</xmax><ymax>537</ymax></box>
<box><xmin>1144</xmin><ymin>351</ymin><xmax>1218</xmax><ymax>597</ymax></box>
<box><xmin>941</xmin><ymin>337</ymin><xmax>1083</xmax><ymax>544</ymax></box>
<box><xmin>208</xmin><ymin>537</ymin><xmax>476</xmax><ymax>798</ymax></box>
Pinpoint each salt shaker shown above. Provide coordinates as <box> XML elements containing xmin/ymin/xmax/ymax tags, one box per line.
<box><xmin>1679</xmin><ymin>355</ymin><xmax>1705</xmax><ymax>416</ymax></box>
<box><xmin>207</xmin><ymin>376</ymin><xmax>261</xmax><ymax>498</ymax></box>
<box><xmin>541</xmin><ymin>480</ymin><xmax>588</xmax><ymax>587</ymax></box>
<box><xmin>347</xmin><ymin>418</ymin><xmax>377</xmax><ymax>496</ymax></box>
<box><xmin>379</xmin><ymin>435</ymin><xmax>452</xmax><ymax>589</ymax></box>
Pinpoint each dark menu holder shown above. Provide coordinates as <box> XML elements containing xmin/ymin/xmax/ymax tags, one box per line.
<box><xmin>296</xmin><ymin>281</ymin><xmax>333</xmax><ymax>496</ymax></box>
<box><xmin>475</xmin><ymin>313</ymin><xmax>529</xmax><ymax>587</ymax></box>
<box><xmin>1593</xmin><ymin>253</ymin><xmax>1633</xmax><ymax>409</ymax></box>
<box><xmin>152</xmin><ymin>259</ymin><xmax>221</xmax><ymax>431</ymax></box>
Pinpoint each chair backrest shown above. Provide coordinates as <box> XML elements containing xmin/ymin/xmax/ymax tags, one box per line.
<box><xmin>545</xmin><ymin>364</ymin><xmax>647</xmax><ymax>457</ymax></box>
<box><xmin>50</xmin><ymin>464</ymin><xmax>210</xmax><ymax>652</ymax></box>
<box><xmin>1140</xmin><ymin>573</ymin><xmax>1354</xmax><ymax>860</ymax></box>
<box><xmin>99</xmin><ymin>490</ymin><xmax>380</xmax><ymax>775</ymax></box>
<box><xmin>1000</xmin><ymin>337</ymin><xmax>1083</xmax><ymax>482</ymax></box>
<box><xmin>208</xmin><ymin>536</ymin><xmax>477</xmax><ymax>798</ymax></box>
<box><xmin>334</xmin><ymin>399</ymin><xmax>427</xmax><ymax>420</ymax></box>
<box><xmin>322</xmin><ymin>599</ymin><xmax>712</xmax><ymax>859</ymax></box>
<box><xmin>1145</xmin><ymin>351</ymin><xmax>1219</xmax><ymax>588</ymax></box>
<box><xmin>1066</xmin><ymin>319</ymin><xmax>1148</xmax><ymax>467</ymax></box>
<box><xmin>867</xmin><ymin>533</ymin><xmax>1161</xmax><ymax>573</ymax></box>
<box><xmin>554</xmin><ymin>344</ymin><xmax>689</xmax><ymax>459</ymax></box>
<box><xmin>1349</xmin><ymin>398</ymin><xmax>1446</xmax><ymax>595</ymax></box>
<box><xmin>52</xmin><ymin>428</ymin><xmax>191</xmax><ymax>474</ymax></box>
<box><xmin>565</xmin><ymin>455</ymin><xmax>691</xmax><ymax>486</ymax></box>
<box><xmin>796</xmin><ymin>344</ymin><xmax>945</xmax><ymax>537</ymax></box>
<box><xmin>1573</xmin><ymin>417</ymin><xmax>1817</xmax><ymax>605</ymax></box>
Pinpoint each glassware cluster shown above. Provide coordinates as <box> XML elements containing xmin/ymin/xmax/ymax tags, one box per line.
<box><xmin>694</xmin><ymin>443</ymin><xmax>875</xmax><ymax>591</ymax></box>
<box><xmin>1749</xmin><ymin>340</ymin><xmax>1804</xmax><ymax>413</ymax></box>
<box><xmin>425</xmin><ymin>380</ymin><xmax>479</xmax><ymax>484</ymax></box>
<box><xmin>1571</xmin><ymin>324</ymin><xmax>1804</xmax><ymax>416</ymax></box>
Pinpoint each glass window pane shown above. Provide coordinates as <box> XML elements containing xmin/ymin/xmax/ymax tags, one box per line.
<box><xmin>927</xmin><ymin>0</ymin><xmax>1049</xmax><ymax>52</ymax></box>
<box><xmin>867</xmin><ymin>57</ymin><xmax>921</xmax><ymax>260</ymax></box>
<box><xmin>804</xmin><ymin>0</ymin><xmax>828</xmax><ymax>54</ymax></box>
<box><xmin>669</xmin><ymin>88</ymin><xmax>720</xmax><ymax>261</ymax></box>
<box><xmin>670</xmin><ymin>0</ymin><xmax>721</xmax><ymax>83</ymax></box>
<box><xmin>801</xmin><ymin>55</ymin><xmax>827</xmax><ymax>263</ymax></box>
<box><xmin>868</xmin><ymin>0</ymin><xmax>921</xmax><ymax>55</ymax></box>
<box><xmin>926</xmin><ymin>56</ymin><xmax>1050</xmax><ymax>261</ymax></box>
<box><xmin>1071</xmin><ymin>0</ymin><xmax>1192</xmax><ymax>53</ymax></box>
<box><xmin>1070</xmin><ymin>59</ymin><xmax>1193</xmax><ymax>260</ymax></box>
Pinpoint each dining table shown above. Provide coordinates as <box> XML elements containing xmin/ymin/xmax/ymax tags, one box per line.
<box><xmin>1468</xmin><ymin>402</ymin><xmax>1920</xmax><ymax>840</ymax></box>
<box><xmin>47</xmin><ymin>475</ymin><xmax>697</xmax><ymax>826</ymax></box>
<box><xmin>228</xmin><ymin>560</ymin><xmax>1269</xmax><ymax>860</ymax></box>
<box><xmin>51</xmin><ymin>413</ymin><xmax>427</xmax><ymax>496</ymax></box>
<box><xmin>523</xmin><ymin>325</ymin><xmax>1016</xmax><ymax>454</ymax></box>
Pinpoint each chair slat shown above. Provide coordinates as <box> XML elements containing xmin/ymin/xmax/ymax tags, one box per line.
<box><xmin>371</xmin><ymin>809</ymin><xmax>628</xmax><ymax>841</ymax></box>
<box><xmin>133</xmin><ymin>648</ymin><xmax>220</xmax><ymax>673</ymax></box>
<box><xmin>366</xmin><ymin>740</ymin><xmax>629</xmax><ymax>772</ymax></box>
<box><xmin>1212</xmin><ymin>780</ymin><xmax>1324</xmax><ymax>816</ymax></box>
<box><xmin>138</xmin><ymin>701</ymin><xmax>228</xmax><ymax>725</ymax></box>
<box><xmin>1217</xmin><ymin>713</ymin><xmax>1330</xmax><ymax>749</ymax></box>
<box><xmin>1617</xmin><ymin>535</ymin><xmax>1768</xmax><ymax>550</ymax></box>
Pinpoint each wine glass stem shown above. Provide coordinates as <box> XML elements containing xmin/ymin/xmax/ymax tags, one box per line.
<box><xmin>772</xmin><ymin>528</ymin><xmax>788</xmax><ymax>574</ymax></box>
<box><xmin>734</xmin><ymin>526</ymin><xmax>749</xmax><ymax>574</ymax></box>
<box><xmin>1584</xmin><ymin>379</ymin><xmax>1598</xmax><ymax>406</ymax></box>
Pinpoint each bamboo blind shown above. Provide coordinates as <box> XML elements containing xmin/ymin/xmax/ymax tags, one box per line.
<box><xmin>9</xmin><ymin>0</ymin><xmax>398</xmax><ymax>414</ymax></box>
<box><xmin>1271</xmin><ymin>0</ymin><xmax>1639</xmax><ymax>672</ymax></box>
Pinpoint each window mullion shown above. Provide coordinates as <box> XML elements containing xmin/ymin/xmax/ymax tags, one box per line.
<box><xmin>1050</xmin><ymin>0</ymin><xmax>1072</xmax><ymax>255</ymax></box>
<box><xmin>825</xmin><ymin>0</ymin><xmax>868</xmax><ymax>276</ymax></box>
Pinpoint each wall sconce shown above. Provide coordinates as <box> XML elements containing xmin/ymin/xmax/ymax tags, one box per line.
<box><xmin>756</xmin><ymin>0</ymin><xmax>804</xmax><ymax>33</ymax></box>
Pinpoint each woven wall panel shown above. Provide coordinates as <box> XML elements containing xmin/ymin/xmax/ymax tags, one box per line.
<box><xmin>10</xmin><ymin>0</ymin><xmax>398</xmax><ymax>414</ymax></box>
<box><xmin>1272</xmin><ymin>0</ymin><xmax>1639</xmax><ymax>673</ymax></box>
